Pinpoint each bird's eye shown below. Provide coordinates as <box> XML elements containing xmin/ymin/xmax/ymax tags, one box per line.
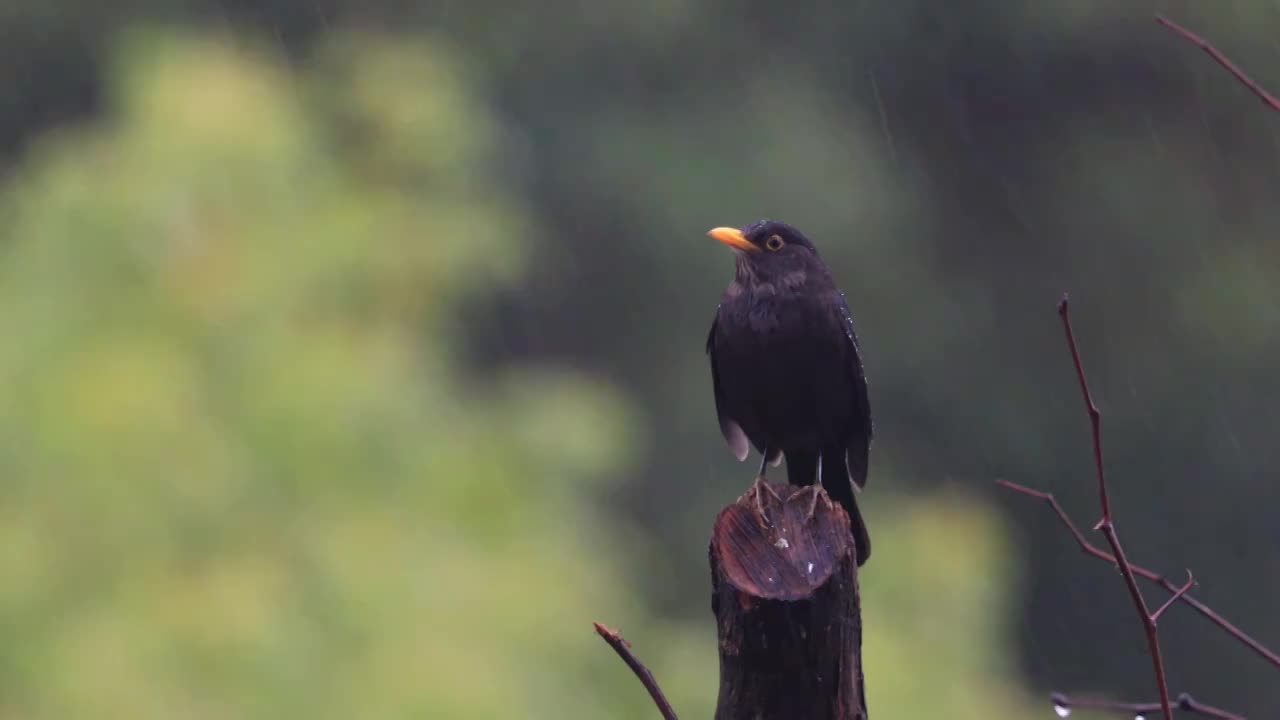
<box><xmin>765</xmin><ymin>235</ymin><xmax>785</xmax><ymax>251</ymax></box>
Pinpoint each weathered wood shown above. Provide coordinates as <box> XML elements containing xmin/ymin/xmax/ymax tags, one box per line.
<box><xmin>710</xmin><ymin>477</ymin><xmax>866</xmax><ymax>720</ymax></box>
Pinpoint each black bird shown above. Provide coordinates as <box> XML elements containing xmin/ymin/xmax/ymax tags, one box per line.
<box><xmin>705</xmin><ymin>219</ymin><xmax>873</xmax><ymax>565</ymax></box>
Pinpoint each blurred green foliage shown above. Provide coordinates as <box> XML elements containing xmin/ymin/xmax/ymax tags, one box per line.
<box><xmin>0</xmin><ymin>30</ymin><xmax>1047</xmax><ymax>719</ymax></box>
<box><xmin>862</xmin><ymin>485</ymin><xmax>1035</xmax><ymax>719</ymax></box>
<box><xmin>0</xmin><ymin>31</ymin><xmax>644</xmax><ymax>718</ymax></box>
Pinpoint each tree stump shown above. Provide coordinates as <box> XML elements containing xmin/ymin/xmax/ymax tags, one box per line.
<box><xmin>710</xmin><ymin>477</ymin><xmax>866</xmax><ymax>720</ymax></box>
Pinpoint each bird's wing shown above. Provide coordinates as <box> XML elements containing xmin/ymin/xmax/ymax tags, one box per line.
<box><xmin>836</xmin><ymin>292</ymin><xmax>873</xmax><ymax>488</ymax></box>
<box><xmin>707</xmin><ymin>315</ymin><xmax>751</xmax><ymax>461</ymax></box>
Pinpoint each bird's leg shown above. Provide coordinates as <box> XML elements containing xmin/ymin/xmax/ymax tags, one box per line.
<box><xmin>752</xmin><ymin>448</ymin><xmax>784</xmax><ymax>521</ymax></box>
<box><xmin>756</xmin><ymin>450</ymin><xmax>784</xmax><ymax>500</ymax></box>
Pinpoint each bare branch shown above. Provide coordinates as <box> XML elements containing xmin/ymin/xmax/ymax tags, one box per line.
<box><xmin>1057</xmin><ymin>295</ymin><xmax>1175</xmax><ymax>720</ymax></box>
<box><xmin>998</xmin><ymin>476</ymin><xmax>1280</xmax><ymax>666</ymax></box>
<box><xmin>1057</xmin><ymin>297</ymin><xmax>1109</xmax><ymax>523</ymax></box>
<box><xmin>1155</xmin><ymin>14</ymin><xmax>1280</xmax><ymax>113</ymax></box>
<box><xmin>1052</xmin><ymin>691</ymin><xmax>1245</xmax><ymax>720</ymax></box>
<box><xmin>996</xmin><ymin>479</ymin><xmax>1280</xmax><ymax>669</ymax></box>
<box><xmin>593</xmin><ymin>622</ymin><xmax>679</xmax><ymax>720</ymax></box>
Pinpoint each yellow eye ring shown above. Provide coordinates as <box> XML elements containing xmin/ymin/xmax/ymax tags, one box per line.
<box><xmin>765</xmin><ymin>235</ymin><xmax>785</xmax><ymax>251</ymax></box>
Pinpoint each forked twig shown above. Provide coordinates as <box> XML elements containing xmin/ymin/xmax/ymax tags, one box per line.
<box><xmin>995</xmin><ymin>478</ymin><xmax>1280</xmax><ymax>669</ymax></box>
<box><xmin>1056</xmin><ymin>295</ymin><xmax>1175</xmax><ymax>720</ymax></box>
<box><xmin>998</xmin><ymin>299</ymin><xmax>1263</xmax><ymax>720</ymax></box>
<box><xmin>1151</xmin><ymin>571</ymin><xmax>1196</xmax><ymax>624</ymax></box>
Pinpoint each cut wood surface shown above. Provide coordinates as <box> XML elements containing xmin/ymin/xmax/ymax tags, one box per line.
<box><xmin>710</xmin><ymin>477</ymin><xmax>866</xmax><ymax>720</ymax></box>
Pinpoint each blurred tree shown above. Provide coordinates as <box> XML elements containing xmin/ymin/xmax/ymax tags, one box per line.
<box><xmin>0</xmin><ymin>30</ymin><xmax>658</xmax><ymax>719</ymax></box>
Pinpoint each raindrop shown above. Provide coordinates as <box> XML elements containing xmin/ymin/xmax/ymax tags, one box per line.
<box><xmin>1135</xmin><ymin>715</ymin><xmax>1145</xmax><ymax>720</ymax></box>
<box><xmin>1053</xmin><ymin>703</ymin><xmax>1070</xmax><ymax>718</ymax></box>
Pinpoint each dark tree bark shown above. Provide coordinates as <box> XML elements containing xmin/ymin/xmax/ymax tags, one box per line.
<box><xmin>710</xmin><ymin>477</ymin><xmax>867</xmax><ymax>720</ymax></box>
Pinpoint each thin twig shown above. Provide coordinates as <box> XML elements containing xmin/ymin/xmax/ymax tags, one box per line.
<box><xmin>1052</xmin><ymin>691</ymin><xmax>1246</xmax><ymax>720</ymax></box>
<box><xmin>1058</xmin><ymin>297</ymin><xmax>1110</xmax><ymax>523</ymax></box>
<box><xmin>995</xmin><ymin>478</ymin><xmax>1280</xmax><ymax>669</ymax></box>
<box><xmin>1155</xmin><ymin>14</ymin><xmax>1280</xmax><ymax>113</ymax></box>
<box><xmin>593</xmin><ymin>622</ymin><xmax>679</xmax><ymax>720</ymax></box>
<box><xmin>1151</xmin><ymin>571</ymin><xmax>1196</xmax><ymax>624</ymax></box>
<box><xmin>1057</xmin><ymin>295</ymin><xmax>1174</xmax><ymax>720</ymax></box>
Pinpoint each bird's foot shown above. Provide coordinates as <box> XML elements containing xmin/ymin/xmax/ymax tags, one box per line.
<box><xmin>750</xmin><ymin>475</ymin><xmax>784</xmax><ymax>525</ymax></box>
<box><xmin>760</xmin><ymin>476</ymin><xmax>784</xmax><ymax>504</ymax></box>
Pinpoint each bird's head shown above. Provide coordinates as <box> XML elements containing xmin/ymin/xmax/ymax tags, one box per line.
<box><xmin>708</xmin><ymin>219</ymin><xmax>824</xmax><ymax>287</ymax></box>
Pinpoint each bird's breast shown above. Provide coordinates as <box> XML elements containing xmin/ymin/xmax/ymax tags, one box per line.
<box><xmin>713</xmin><ymin>289</ymin><xmax>852</xmax><ymax>446</ymax></box>
<box><xmin>721</xmin><ymin>289</ymin><xmax>835</xmax><ymax>347</ymax></box>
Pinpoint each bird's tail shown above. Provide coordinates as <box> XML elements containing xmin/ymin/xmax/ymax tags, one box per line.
<box><xmin>786</xmin><ymin>449</ymin><xmax>872</xmax><ymax>566</ymax></box>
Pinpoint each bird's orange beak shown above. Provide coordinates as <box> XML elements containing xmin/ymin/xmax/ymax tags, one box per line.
<box><xmin>708</xmin><ymin>226</ymin><xmax>758</xmax><ymax>253</ymax></box>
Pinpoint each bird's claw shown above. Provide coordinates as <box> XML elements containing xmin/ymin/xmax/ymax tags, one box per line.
<box><xmin>751</xmin><ymin>476</ymin><xmax>784</xmax><ymax>525</ymax></box>
<box><xmin>804</xmin><ymin>485</ymin><xmax>823</xmax><ymax>524</ymax></box>
<box><xmin>762</xmin><ymin>478</ymin><xmax>784</xmax><ymax>504</ymax></box>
